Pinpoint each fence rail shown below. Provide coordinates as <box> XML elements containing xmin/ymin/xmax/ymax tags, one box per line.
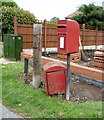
<box><xmin>14</xmin><ymin>16</ymin><xmax>103</xmax><ymax>49</ymax></box>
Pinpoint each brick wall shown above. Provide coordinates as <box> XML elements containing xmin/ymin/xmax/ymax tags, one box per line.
<box><xmin>21</xmin><ymin>51</ymin><xmax>104</xmax><ymax>86</ymax></box>
<box><xmin>41</xmin><ymin>56</ymin><xmax>103</xmax><ymax>82</ymax></box>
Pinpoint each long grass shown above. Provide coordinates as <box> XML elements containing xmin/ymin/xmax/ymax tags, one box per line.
<box><xmin>2</xmin><ymin>62</ymin><xmax>103</xmax><ymax>118</ymax></box>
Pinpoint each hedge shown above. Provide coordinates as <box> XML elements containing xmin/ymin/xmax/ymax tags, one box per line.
<box><xmin>2</xmin><ymin>6</ymin><xmax>37</xmax><ymax>34</ymax></box>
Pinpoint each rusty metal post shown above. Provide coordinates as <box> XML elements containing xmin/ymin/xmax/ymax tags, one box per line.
<box><xmin>24</xmin><ymin>58</ymin><xmax>28</xmax><ymax>76</ymax></box>
<box><xmin>33</xmin><ymin>24</ymin><xmax>42</xmax><ymax>88</ymax></box>
<box><xmin>66</xmin><ymin>53</ymin><xmax>70</xmax><ymax>100</ymax></box>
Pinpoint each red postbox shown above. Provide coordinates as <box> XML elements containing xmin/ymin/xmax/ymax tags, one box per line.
<box><xmin>43</xmin><ymin>62</ymin><xmax>66</xmax><ymax>95</ymax></box>
<box><xmin>58</xmin><ymin>20</ymin><xmax>80</xmax><ymax>54</ymax></box>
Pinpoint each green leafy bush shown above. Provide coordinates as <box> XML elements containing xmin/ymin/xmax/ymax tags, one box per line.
<box><xmin>0</xmin><ymin>0</ymin><xmax>18</xmax><ymax>7</ymax></box>
<box><xmin>2</xmin><ymin>6</ymin><xmax>37</xmax><ymax>34</ymax></box>
<box><xmin>71</xmin><ymin>4</ymin><xmax>103</xmax><ymax>28</ymax></box>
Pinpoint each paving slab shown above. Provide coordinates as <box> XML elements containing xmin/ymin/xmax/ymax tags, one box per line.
<box><xmin>0</xmin><ymin>102</ymin><xmax>23</xmax><ymax>119</ymax></box>
<box><xmin>0</xmin><ymin>58</ymin><xmax>16</xmax><ymax>64</ymax></box>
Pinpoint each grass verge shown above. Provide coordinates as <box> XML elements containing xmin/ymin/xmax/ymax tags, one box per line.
<box><xmin>2</xmin><ymin>62</ymin><xmax>103</xmax><ymax>118</ymax></box>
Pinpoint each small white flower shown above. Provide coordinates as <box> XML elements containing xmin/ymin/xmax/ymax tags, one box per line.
<box><xmin>18</xmin><ymin>104</ymin><xmax>21</xmax><ymax>106</ymax></box>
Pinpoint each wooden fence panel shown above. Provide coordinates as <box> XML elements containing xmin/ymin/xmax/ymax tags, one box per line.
<box><xmin>16</xmin><ymin>24</ymin><xmax>34</xmax><ymax>49</ymax></box>
<box><xmin>46</xmin><ymin>27</ymin><xmax>57</xmax><ymax>48</ymax></box>
<box><xmin>80</xmin><ymin>28</ymin><xmax>103</xmax><ymax>46</ymax></box>
<box><xmin>14</xmin><ymin>17</ymin><xmax>104</xmax><ymax>49</ymax></box>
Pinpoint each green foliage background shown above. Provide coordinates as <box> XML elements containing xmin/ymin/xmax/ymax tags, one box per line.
<box><xmin>0</xmin><ymin>0</ymin><xmax>18</xmax><ymax>7</ymax></box>
<box><xmin>1</xmin><ymin>0</ymin><xmax>37</xmax><ymax>35</ymax></box>
<box><xmin>2</xmin><ymin>6</ymin><xmax>36</xmax><ymax>34</ymax></box>
<box><xmin>50</xmin><ymin>17</ymin><xmax>59</xmax><ymax>22</ymax></box>
<box><xmin>71</xmin><ymin>4</ymin><xmax>103</xmax><ymax>29</ymax></box>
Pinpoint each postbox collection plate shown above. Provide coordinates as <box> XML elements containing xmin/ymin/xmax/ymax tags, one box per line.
<box><xmin>46</xmin><ymin>70</ymin><xmax>66</xmax><ymax>95</ymax></box>
<box><xmin>43</xmin><ymin>62</ymin><xmax>66</xmax><ymax>95</ymax></box>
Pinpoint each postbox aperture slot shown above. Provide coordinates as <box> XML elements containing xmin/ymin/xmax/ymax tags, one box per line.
<box><xmin>57</xmin><ymin>25</ymin><xmax>66</xmax><ymax>28</ymax></box>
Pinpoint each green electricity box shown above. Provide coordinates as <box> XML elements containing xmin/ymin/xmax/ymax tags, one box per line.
<box><xmin>4</xmin><ymin>34</ymin><xmax>23</xmax><ymax>60</ymax></box>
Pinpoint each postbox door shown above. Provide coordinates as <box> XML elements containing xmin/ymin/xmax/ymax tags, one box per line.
<box><xmin>46</xmin><ymin>70</ymin><xmax>66</xmax><ymax>95</ymax></box>
<box><xmin>67</xmin><ymin>21</ymin><xmax>80</xmax><ymax>53</ymax></box>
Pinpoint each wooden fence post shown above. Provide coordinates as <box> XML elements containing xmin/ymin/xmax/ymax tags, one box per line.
<box><xmin>33</xmin><ymin>24</ymin><xmax>42</xmax><ymax>88</ymax></box>
<box><xmin>44</xmin><ymin>19</ymin><xmax>47</xmax><ymax>52</ymax></box>
<box><xmin>82</xmin><ymin>24</ymin><xmax>85</xmax><ymax>50</ymax></box>
<box><xmin>14</xmin><ymin>16</ymin><xmax>17</xmax><ymax>34</ymax></box>
<box><xmin>95</xmin><ymin>26</ymin><xmax>98</xmax><ymax>50</ymax></box>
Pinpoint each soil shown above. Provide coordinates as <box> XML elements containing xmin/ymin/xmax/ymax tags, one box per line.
<box><xmin>20</xmin><ymin>50</ymin><xmax>103</xmax><ymax>103</ymax></box>
<box><xmin>20</xmin><ymin>72</ymin><xmax>103</xmax><ymax>103</ymax></box>
<box><xmin>69</xmin><ymin>77</ymin><xmax>103</xmax><ymax>103</ymax></box>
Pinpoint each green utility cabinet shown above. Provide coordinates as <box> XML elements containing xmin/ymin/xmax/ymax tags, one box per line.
<box><xmin>4</xmin><ymin>34</ymin><xmax>23</xmax><ymax>60</ymax></box>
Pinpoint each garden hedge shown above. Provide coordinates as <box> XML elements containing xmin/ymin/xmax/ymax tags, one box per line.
<box><xmin>2</xmin><ymin>6</ymin><xmax>37</xmax><ymax>34</ymax></box>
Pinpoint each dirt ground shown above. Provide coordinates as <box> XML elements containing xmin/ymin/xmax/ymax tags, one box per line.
<box><xmin>20</xmin><ymin>50</ymin><xmax>103</xmax><ymax>103</ymax></box>
<box><xmin>69</xmin><ymin>77</ymin><xmax>103</xmax><ymax>103</ymax></box>
<box><xmin>20</xmin><ymin>72</ymin><xmax>103</xmax><ymax>103</ymax></box>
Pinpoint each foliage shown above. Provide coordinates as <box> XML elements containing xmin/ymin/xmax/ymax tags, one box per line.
<box><xmin>2</xmin><ymin>62</ymin><xmax>103</xmax><ymax>118</ymax></box>
<box><xmin>71</xmin><ymin>4</ymin><xmax>103</xmax><ymax>28</ymax></box>
<box><xmin>0</xmin><ymin>0</ymin><xmax>18</xmax><ymax>7</ymax></box>
<box><xmin>50</xmin><ymin>17</ymin><xmax>59</xmax><ymax>22</ymax></box>
<box><xmin>2</xmin><ymin>6</ymin><xmax>36</xmax><ymax>34</ymax></box>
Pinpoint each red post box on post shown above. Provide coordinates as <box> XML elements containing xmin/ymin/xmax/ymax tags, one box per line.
<box><xmin>58</xmin><ymin>20</ymin><xmax>80</xmax><ymax>54</ymax></box>
<box><xmin>57</xmin><ymin>20</ymin><xmax>80</xmax><ymax>100</ymax></box>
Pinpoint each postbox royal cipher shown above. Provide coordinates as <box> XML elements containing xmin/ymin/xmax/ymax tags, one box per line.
<box><xmin>58</xmin><ymin>20</ymin><xmax>80</xmax><ymax>54</ymax></box>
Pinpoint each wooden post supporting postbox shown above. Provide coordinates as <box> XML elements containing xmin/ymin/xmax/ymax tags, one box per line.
<box><xmin>33</xmin><ymin>24</ymin><xmax>42</xmax><ymax>88</ymax></box>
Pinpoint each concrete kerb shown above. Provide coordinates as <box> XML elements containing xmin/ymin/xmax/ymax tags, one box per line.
<box><xmin>0</xmin><ymin>58</ymin><xmax>16</xmax><ymax>64</ymax></box>
<box><xmin>1</xmin><ymin>102</ymin><xmax>23</xmax><ymax>119</ymax></box>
